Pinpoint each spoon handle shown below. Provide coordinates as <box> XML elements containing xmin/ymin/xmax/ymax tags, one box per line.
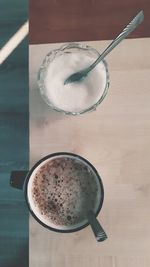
<box><xmin>87</xmin><ymin>210</ymin><xmax>107</xmax><ymax>242</ymax></box>
<box><xmin>87</xmin><ymin>10</ymin><xmax>144</xmax><ymax>73</ymax></box>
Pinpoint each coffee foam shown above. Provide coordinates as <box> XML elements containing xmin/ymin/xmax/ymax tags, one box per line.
<box><xmin>27</xmin><ymin>155</ymin><xmax>101</xmax><ymax>230</ymax></box>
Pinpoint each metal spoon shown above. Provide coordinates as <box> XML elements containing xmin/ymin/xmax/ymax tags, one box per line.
<box><xmin>87</xmin><ymin>210</ymin><xmax>107</xmax><ymax>242</ymax></box>
<box><xmin>64</xmin><ymin>10</ymin><xmax>144</xmax><ymax>85</ymax></box>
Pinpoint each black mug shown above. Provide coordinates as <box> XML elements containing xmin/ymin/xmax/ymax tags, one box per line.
<box><xmin>10</xmin><ymin>152</ymin><xmax>106</xmax><ymax>239</ymax></box>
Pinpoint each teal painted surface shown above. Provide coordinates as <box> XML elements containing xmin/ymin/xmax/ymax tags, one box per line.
<box><xmin>0</xmin><ymin>0</ymin><xmax>27</xmax><ymax>47</ymax></box>
<box><xmin>0</xmin><ymin>1</ymin><xmax>28</xmax><ymax>266</ymax></box>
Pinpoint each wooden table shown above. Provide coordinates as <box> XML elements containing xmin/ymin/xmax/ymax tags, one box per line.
<box><xmin>29</xmin><ymin>0</ymin><xmax>150</xmax><ymax>44</ymax></box>
<box><xmin>29</xmin><ymin>37</ymin><xmax>150</xmax><ymax>267</ymax></box>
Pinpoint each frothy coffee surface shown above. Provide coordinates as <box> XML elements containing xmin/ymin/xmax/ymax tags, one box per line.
<box><xmin>30</xmin><ymin>156</ymin><xmax>100</xmax><ymax>228</ymax></box>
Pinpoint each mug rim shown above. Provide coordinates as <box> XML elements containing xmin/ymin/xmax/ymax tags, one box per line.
<box><xmin>24</xmin><ymin>152</ymin><xmax>104</xmax><ymax>233</ymax></box>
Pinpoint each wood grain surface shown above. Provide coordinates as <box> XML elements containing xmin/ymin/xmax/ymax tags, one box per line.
<box><xmin>0</xmin><ymin>1</ymin><xmax>28</xmax><ymax>266</ymax></box>
<box><xmin>29</xmin><ymin>38</ymin><xmax>150</xmax><ymax>267</ymax></box>
<box><xmin>29</xmin><ymin>0</ymin><xmax>150</xmax><ymax>44</ymax></box>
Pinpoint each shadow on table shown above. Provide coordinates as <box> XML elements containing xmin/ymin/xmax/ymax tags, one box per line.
<box><xmin>30</xmin><ymin>84</ymin><xmax>69</xmax><ymax>127</ymax></box>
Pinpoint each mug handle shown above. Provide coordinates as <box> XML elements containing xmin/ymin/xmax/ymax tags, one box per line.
<box><xmin>10</xmin><ymin>171</ymin><xmax>28</xmax><ymax>190</ymax></box>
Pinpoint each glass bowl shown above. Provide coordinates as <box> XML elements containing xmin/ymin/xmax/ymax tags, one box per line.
<box><xmin>38</xmin><ymin>43</ymin><xmax>110</xmax><ymax>115</ymax></box>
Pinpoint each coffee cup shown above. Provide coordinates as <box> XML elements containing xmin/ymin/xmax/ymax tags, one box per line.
<box><xmin>10</xmin><ymin>152</ymin><xmax>107</xmax><ymax>240</ymax></box>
